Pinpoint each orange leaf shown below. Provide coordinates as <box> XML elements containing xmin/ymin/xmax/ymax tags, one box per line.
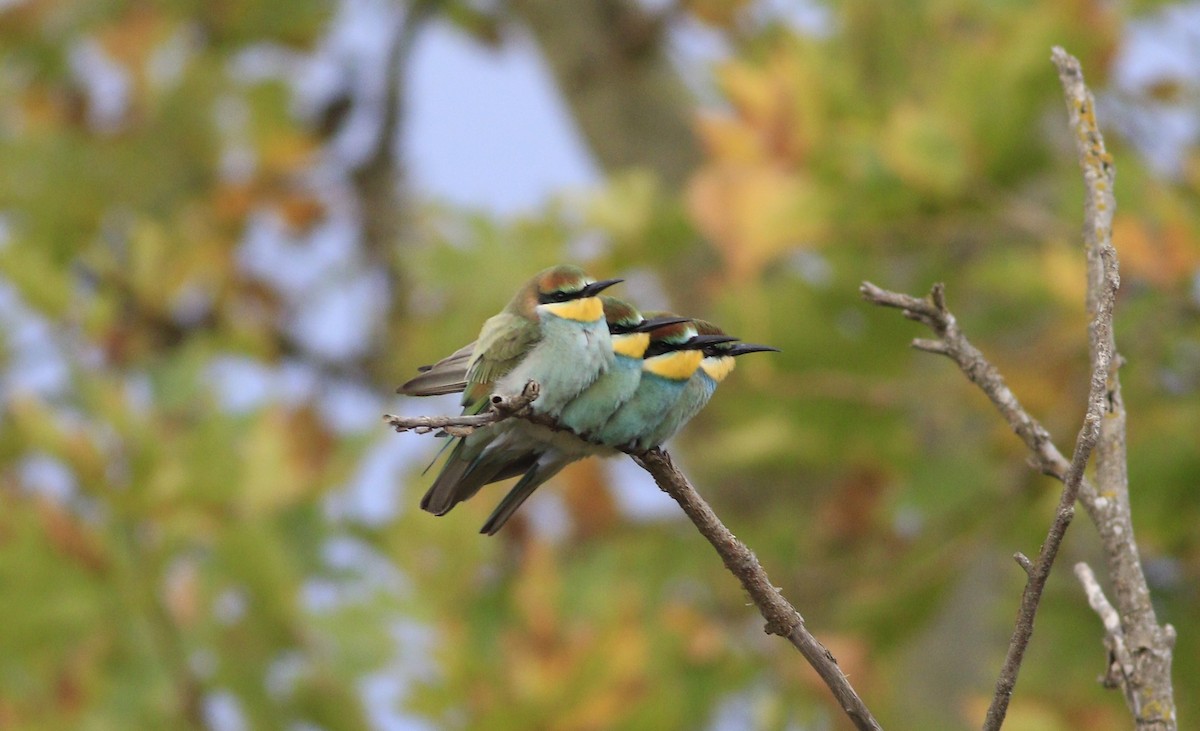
<box><xmin>560</xmin><ymin>460</ymin><xmax>616</xmax><ymax>539</ymax></box>
<box><xmin>1113</xmin><ymin>214</ymin><xmax>1200</xmax><ymax>288</ymax></box>
<box><xmin>687</xmin><ymin>163</ymin><xmax>825</xmax><ymax>283</ymax></box>
<box><xmin>36</xmin><ymin>497</ymin><xmax>108</xmax><ymax>574</ymax></box>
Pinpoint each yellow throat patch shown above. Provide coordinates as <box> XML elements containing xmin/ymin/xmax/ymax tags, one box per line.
<box><xmin>611</xmin><ymin>332</ymin><xmax>650</xmax><ymax>359</ymax></box>
<box><xmin>541</xmin><ymin>296</ymin><xmax>603</xmax><ymax>323</ymax></box>
<box><xmin>643</xmin><ymin>349</ymin><xmax>702</xmax><ymax>380</ymax></box>
<box><xmin>700</xmin><ymin>355</ymin><xmax>736</xmax><ymax>383</ymax></box>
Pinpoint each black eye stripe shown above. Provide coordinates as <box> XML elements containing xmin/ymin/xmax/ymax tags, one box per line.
<box><xmin>644</xmin><ymin>341</ymin><xmax>681</xmax><ymax>357</ymax></box>
<box><xmin>537</xmin><ymin>290</ymin><xmax>574</xmax><ymax>304</ymax></box>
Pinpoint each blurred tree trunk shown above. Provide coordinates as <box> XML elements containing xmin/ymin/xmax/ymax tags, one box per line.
<box><xmin>512</xmin><ymin>0</ymin><xmax>702</xmax><ymax>187</ymax></box>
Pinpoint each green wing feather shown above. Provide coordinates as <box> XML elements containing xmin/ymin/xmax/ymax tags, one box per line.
<box><xmin>419</xmin><ymin>311</ymin><xmax>541</xmax><ymax>515</ymax></box>
<box><xmin>461</xmin><ymin>311</ymin><xmax>539</xmax><ymax>408</ymax></box>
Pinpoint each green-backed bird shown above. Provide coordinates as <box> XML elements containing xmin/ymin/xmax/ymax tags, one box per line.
<box><xmin>477</xmin><ymin>299</ymin><xmax>687</xmax><ymax>535</ymax></box>
<box><xmin>400</xmin><ymin>265</ymin><xmax>622</xmax><ymax>516</ymax></box>
<box><xmin>592</xmin><ymin>318</ymin><xmax>737</xmax><ymax>452</ymax></box>
<box><xmin>636</xmin><ymin>319</ymin><xmax>779</xmax><ymax>450</ymax></box>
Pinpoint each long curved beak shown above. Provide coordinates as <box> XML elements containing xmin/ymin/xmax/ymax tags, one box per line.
<box><xmin>685</xmin><ymin>334</ymin><xmax>739</xmax><ymax>349</ymax></box>
<box><xmin>580</xmin><ymin>278</ymin><xmax>624</xmax><ymax>297</ymax></box>
<box><xmin>634</xmin><ymin>315</ymin><xmax>689</xmax><ymax>332</ymax></box>
<box><xmin>728</xmin><ymin>343</ymin><xmax>780</xmax><ymax>356</ymax></box>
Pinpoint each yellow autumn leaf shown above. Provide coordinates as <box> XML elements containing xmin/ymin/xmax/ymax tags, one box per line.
<box><xmin>127</xmin><ymin>219</ymin><xmax>175</xmax><ymax>311</ymax></box>
<box><xmin>583</xmin><ymin>170</ymin><xmax>660</xmax><ymax>243</ymax></box>
<box><xmin>1114</xmin><ymin>213</ymin><xmax>1200</xmax><ymax>288</ymax></box>
<box><xmin>559</xmin><ymin>628</ymin><xmax>648</xmax><ymax>730</ymax></box>
<box><xmin>880</xmin><ymin>103</ymin><xmax>970</xmax><ymax>197</ymax></box>
<box><xmin>962</xmin><ymin>694</ymin><xmax>1071</xmax><ymax>731</ymax></box>
<box><xmin>260</xmin><ymin>130</ymin><xmax>320</xmax><ymax>176</ymax></box>
<box><xmin>716</xmin><ymin>59</ymin><xmax>779</xmax><ymax>130</ymax></box>
<box><xmin>97</xmin><ymin>4</ymin><xmax>171</xmax><ymax>72</ymax></box>
<box><xmin>685</xmin><ymin>0</ymin><xmax>754</xmax><ymax>28</ymax></box>
<box><xmin>711</xmin><ymin>47</ymin><xmax>817</xmax><ymax>166</ymax></box>
<box><xmin>695</xmin><ymin>113</ymin><xmax>768</xmax><ymax>164</ymax></box>
<box><xmin>512</xmin><ymin>540</ymin><xmax>562</xmax><ymax>639</ymax></box>
<box><xmin>35</xmin><ymin>496</ymin><xmax>109</xmax><ymax>574</ymax></box>
<box><xmin>1040</xmin><ymin>241</ymin><xmax>1088</xmax><ymax>305</ymax></box>
<box><xmin>687</xmin><ymin>163</ymin><xmax>826</xmax><ymax>283</ymax></box>
<box><xmin>237</xmin><ymin>407</ymin><xmax>310</xmax><ymax>517</ymax></box>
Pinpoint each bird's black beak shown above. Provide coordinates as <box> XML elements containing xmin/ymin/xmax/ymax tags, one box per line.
<box><xmin>579</xmin><ymin>278</ymin><xmax>623</xmax><ymax>297</ymax></box>
<box><xmin>633</xmin><ymin>315</ymin><xmax>689</xmax><ymax>332</ymax></box>
<box><xmin>684</xmin><ymin>334</ymin><xmax>739</xmax><ymax>349</ymax></box>
<box><xmin>727</xmin><ymin>343</ymin><xmax>780</xmax><ymax>356</ymax></box>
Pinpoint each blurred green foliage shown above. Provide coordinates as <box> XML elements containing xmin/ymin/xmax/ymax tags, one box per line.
<box><xmin>1</xmin><ymin>1</ymin><xmax>1198</xmax><ymax>730</ymax></box>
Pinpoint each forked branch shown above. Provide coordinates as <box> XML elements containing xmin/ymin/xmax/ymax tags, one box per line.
<box><xmin>862</xmin><ymin>46</ymin><xmax>1175</xmax><ymax>730</ymax></box>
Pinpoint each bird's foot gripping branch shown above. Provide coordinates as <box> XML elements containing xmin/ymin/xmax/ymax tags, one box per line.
<box><xmin>385</xmin><ymin>381</ymin><xmax>543</xmax><ymax>437</ymax></box>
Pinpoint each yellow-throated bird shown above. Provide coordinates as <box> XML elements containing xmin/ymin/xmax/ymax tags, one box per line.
<box><xmin>591</xmin><ymin>317</ymin><xmax>736</xmax><ymax>452</ymax></box>
<box><xmin>635</xmin><ymin>319</ymin><xmax>778</xmax><ymax>451</ymax></box>
<box><xmin>399</xmin><ymin>265</ymin><xmax>621</xmax><ymax>516</ymax></box>
<box><xmin>476</xmin><ymin>299</ymin><xmax>687</xmax><ymax>534</ymax></box>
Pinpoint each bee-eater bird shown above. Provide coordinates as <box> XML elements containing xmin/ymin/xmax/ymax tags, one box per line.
<box><xmin>638</xmin><ymin>319</ymin><xmax>779</xmax><ymax>450</ymax></box>
<box><xmin>402</xmin><ymin>265</ymin><xmax>622</xmax><ymax>516</ymax></box>
<box><xmin>591</xmin><ymin>318</ymin><xmax>737</xmax><ymax>453</ymax></box>
<box><xmin>476</xmin><ymin>299</ymin><xmax>687</xmax><ymax>535</ymax></box>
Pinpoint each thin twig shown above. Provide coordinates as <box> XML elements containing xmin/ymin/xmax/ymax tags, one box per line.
<box><xmin>386</xmin><ymin>381</ymin><xmax>882</xmax><ymax>730</ymax></box>
<box><xmin>383</xmin><ymin>381</ymin><xmax>541</xmax><ymax>436</ymax></box>
<box><xmin>1074</xmin><ymin>563</ymin><xmax>1137</xmax><ymax>704</ymax></box>
<box><xmin>632</xmin><ymin>449</ymin><xmax>883</xmax><ymax>731</ymax></box>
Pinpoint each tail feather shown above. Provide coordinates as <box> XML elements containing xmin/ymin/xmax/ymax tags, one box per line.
<box><xmin>487</xmin><ymin>453</ymin><xmax>538</xmax><ymax>485</ymax></box>
<box><xmin>397</xmin><ymin>342</ymin><xmax>474</xmax><ymax>396</ymax></box>
<box><xmin>421</xmin><ymin>435</ymin><xmax>536</xmax><ymax>516</ymax></box>
<box><xmin>420</xmin><ymin>439</ymin><xmax>475</xmax><ymax>514</ymax></box>
<box><xmin>480</xmin><ymin>456</ymin><xmax>571</xmax><ymax>535</ymax></box>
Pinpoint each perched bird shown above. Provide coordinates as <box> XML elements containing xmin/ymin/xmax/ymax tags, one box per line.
<box><xmin>408</xmin><ymin>265</ymin><xmax>622</xmax><ymax>516</ymax></box>
<box><xmin>396</xmin><ymin>271</ymin><xmax>779</xmax><ymax>536</ymax></box>
<box><xmin>477</xmin><ymin>299</ymin><xmax>687</xmax><ymax>535</ymax></box>
<box><xmin>592</xmin><ymin>318</ymin><xmax>737</xmax><ymax>452</ymax></box>
<box><xmin>400</xmin><ymin>297</ymin><xmax>682</xmax><ymax>409</ymax></box>
<box><xmin>637</xmin><ymin>319</ymin><xmax>779</xmax><ymax>451</ymax></box>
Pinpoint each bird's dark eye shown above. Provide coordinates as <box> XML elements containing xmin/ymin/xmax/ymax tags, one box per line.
<box><xmin>538</xmin><ymin>290</ymin><xmax>573</xmax><ymax>304</ymax></box>
<box><xmin>643</xmin><ymin>341</ymin><xmax>673</xmax><ymax>358</ymax></box>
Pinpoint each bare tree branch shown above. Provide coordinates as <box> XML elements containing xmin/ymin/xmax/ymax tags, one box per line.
<box><xmin>863</xmin><ymin>271</ymin><xmax>1110</xmax><ymax>730</ymax></box>
<box><xmin>859</xmin><ymin>280</ymin><xmax>1083</xmax><ymax>487</ymax></box>
<box><xmin>861</xmin><ymin>47</ymin><xmax>1176</xmax><ymax>730</ymax></box>
<box><xmin>385</xmin><ymin>381</ymin><xmax>883</xmax><ymax>731</ymax></box>
<box><xmin>632</xmin><ymin>449</ymin><xmax>882</xmax><ymax>731</ymax></box>
<box><xmin>1051</xmin><ymin>46</ymin><xmax>1176</xmax><ymax>731</ymax></box>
